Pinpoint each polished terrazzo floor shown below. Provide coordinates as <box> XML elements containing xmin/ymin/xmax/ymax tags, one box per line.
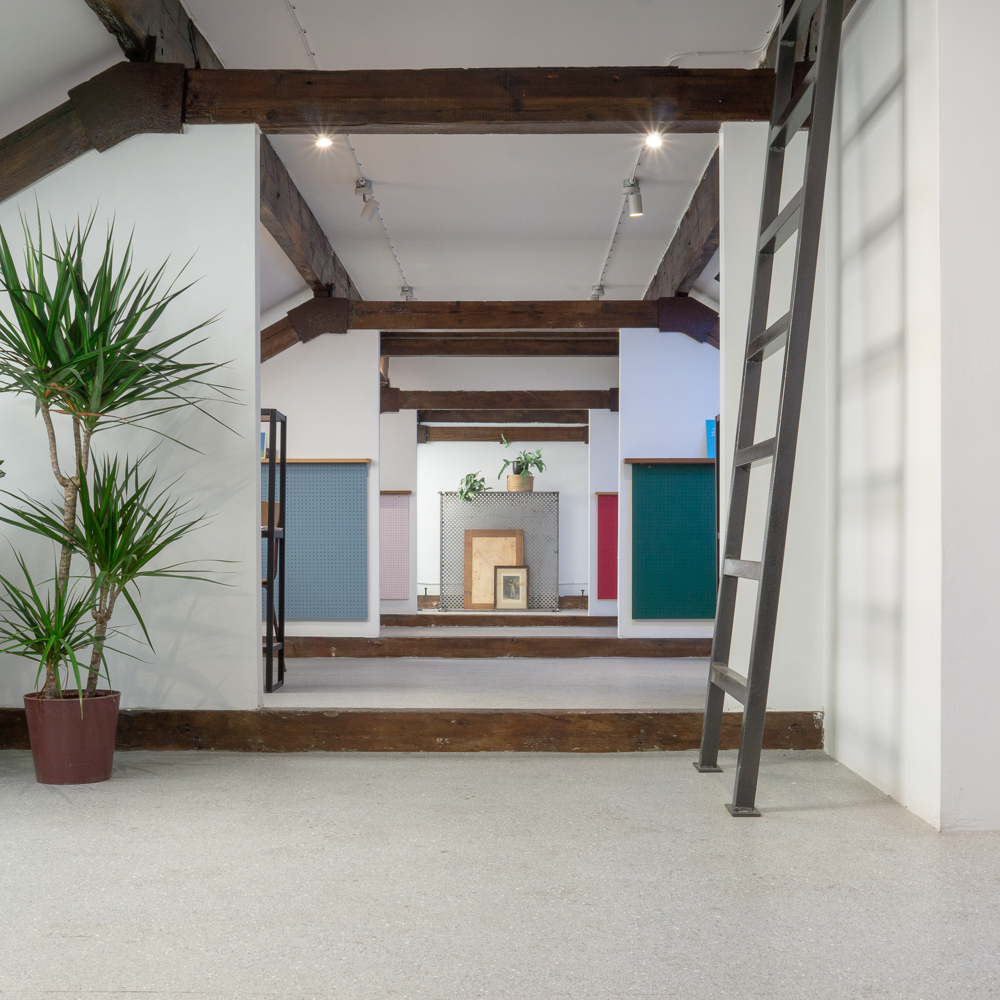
<box><xmin>2</xmin><ymin>749</ymin><xmax>998</xmax><ymax>999</ymax></box>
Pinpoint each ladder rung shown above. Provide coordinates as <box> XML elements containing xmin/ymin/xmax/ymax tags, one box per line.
<box><xmin>759</xmin><ymin>189</ymin><xmax>803</xmax><ymax>255</ymax></box>
<box><xmin>770</xmin><ymin>63</ymin><xmax>818</xmax><ymax>151</ymax></box>
<box><xmin>779</xmin><ymin>0</ymin><xmax>823</xmax><ymax>43</ymax></box>
<box><xmin>723</xmin><ymin>558</ymin><xmax>761</xmax><ymax>581</ymax></box>
<box><xmin>710</xmin><ymin>662</ymin><xmax>748</xmax><ymax>704</ymax></box>
<box><xmin>734</xmin><ymin>437</ymin><xmax>776</xmax><ymax>468</ymax></box>
<box><xmin>748</xmin><ymin>312</ymin><xmax>790</xmax><ymax>360</ymax></box>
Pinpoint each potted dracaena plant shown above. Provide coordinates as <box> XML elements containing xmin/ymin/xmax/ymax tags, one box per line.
<box><xmin>0</xmin><ymin>212</ymin><xmax>232</xmax><ymax>785</ymax></box>
<box><xmin>498</xmin><ymin>435</ymin><xmax>545</xmax><ymax>492</ymax></box>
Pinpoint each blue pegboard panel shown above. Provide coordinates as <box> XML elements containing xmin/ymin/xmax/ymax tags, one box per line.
<box><xmin>263</xmin><ymin>463</ymin><xmax>368</xmax><ymax>620</ymax></box>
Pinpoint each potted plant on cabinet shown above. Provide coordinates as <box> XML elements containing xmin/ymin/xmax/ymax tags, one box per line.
<box><xmin>0</xmin><ymin>214</ymin><xmax>230</xmax><ymax>784</ymax></box>
<box><xmin>498</xmin><ymin>436</ymin><xmax>545</xmax><ymax>492</ymax></box>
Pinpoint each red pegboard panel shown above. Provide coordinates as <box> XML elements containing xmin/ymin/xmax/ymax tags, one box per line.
<box><xmin>597</xmin><ymin>493</ymin><xmax>618</xmax><ymax>600</ymax></box>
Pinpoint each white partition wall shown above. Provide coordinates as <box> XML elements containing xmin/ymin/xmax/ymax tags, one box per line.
<box><xmin>617</xmin><ymin>328</ymin><xmax>719</xmax><ymax>639</ymax></box>
<box><xmin>259</xmin><ymin>329</ymin><xmax>381</xmax><ymax>637</ymax></box>
<box><xmin>380</xmin><ymin>409</ymin><xmax>418</xmax><ymax>613</ymax></box>
<box><xmin>0</xmin><ymin>125</ymin><xmax>261</xmax><ymax>711</ymax></box>
<box><xmin>588</xmin><ymin>408</ymin><xmax>619</xmax><ymax>616</ymax></box>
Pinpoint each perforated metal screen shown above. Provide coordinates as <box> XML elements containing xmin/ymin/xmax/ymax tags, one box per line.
<box><xmin>262</xmin><ymin>463</ymin><xmax>368</xmax><ymax>620</ymax></box>
<box><xmin>439</xmin><ymin>492</ymin><xmax>559</xmax><ymax>611</ymax></box>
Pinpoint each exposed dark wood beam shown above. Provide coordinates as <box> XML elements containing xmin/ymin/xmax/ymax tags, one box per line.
<box><xmin>418</xmin><ymin>425</ymin><xmax>588</xmax><ymax>444</ymax></box>
<box><xmin>261</xmin><ymin>316</ymin><xmax>299</xmax><ymax>362</ymax></box>
<box><xmin>0</xmin><ymin>103</ymin><xmax>93</xmax><ymax>204</ymax></box>
<box><xmin>184</xmin><ymin>67</ymin><xmax>775</xmax><ymax>134</ymax></box>
<box><xmin>418</xmin><ymin>409</ymin><xmax>589</xmax><ymax>425</ymax></box>
<box><xmin>82</xmin><ymin>0</ymin><xmax>223</xmax><ymax>67</ymax></box>
<box><xmin>259</xmin><ymin>136</ymin><xmax>359</xmax><ymax>297</ymax></box>
<box><xmin>646</xmin><ymin>149</ymin><xmax>720</xmax><ymax>299</ymax></box>
<box><xmin>387</xmin><ymin>390</ymin><xmax>616</xmax><ymax>413</ymax></box>
<box><xmin>287</xmin><ymin>296</ymin><xmax>717</xmax><ymax>334</ymax></box>
<box><xmin>380</xmin><ymin>336</ymin><xmax>618</xmax><ymax>357</ymax></box>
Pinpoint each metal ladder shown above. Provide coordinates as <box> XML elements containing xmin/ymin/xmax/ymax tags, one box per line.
<box><xmin>696</xmin><ymin>0</ymin><xmax>844</xmax><ymax>816</ymax></box>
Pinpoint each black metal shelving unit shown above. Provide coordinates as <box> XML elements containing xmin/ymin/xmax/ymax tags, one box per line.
<box><xmin>261</xmin><ymin>408</ymin><xmax>287</xmax><ymax>693</ymax></box>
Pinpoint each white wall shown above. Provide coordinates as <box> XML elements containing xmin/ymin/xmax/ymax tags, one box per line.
<box><xmin>617</xmin><ymin>328</ymin><xmax>719</xmax><ymax>639</ymax></box>
<box><xmin>821</xmin><ymin>0</ymin><xmax>943</xmax><ymax>827</ymax></box>
<box><xmin>415</xmin><ymin>439</ymin><xmax>590</xmax><ymax>596</ymax></box>
<box><xmin>396</xmin><ymin>355</ymin><xmax>616</xmax><ymax>598</ymax></box>
<box><xmin>938</xmin><ymin>0</ymin><xmax>1000</xmax><ymax>830</ymax></box>
<box><xmin>0</xmin><ymin>125</ymin><xmax>261</xmax><ymax>711</ymax></box>
<box><xmin>259</xmin><ymin>330</ymin><xmax>381</xmax><ymax>636</ymax></box>
<box><xmin>588</xmin><ymin>408</ymin><xmax>619</xmax><ymax>616</ymax></box>
<box><xmin>718</xmin><ymin>122</ymin><xmax>828</xmax><ymax>714</ymax></box>
<box><xmin>379</xmin><ymin>409</ymin><xmax>417</xmax><ymax>613</ymax></box>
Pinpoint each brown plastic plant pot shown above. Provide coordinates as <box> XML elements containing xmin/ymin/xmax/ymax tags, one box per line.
<box><xmin>23</xmin><ymin>690</ymin><xmax>120</xmax><ymax>785</ymax></box>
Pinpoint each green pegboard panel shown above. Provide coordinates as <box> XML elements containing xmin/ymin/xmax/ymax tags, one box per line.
<box><xmin>632</xmin><ymin>463</ymin><xmax>717</xmax><ymax>619</ymax></box>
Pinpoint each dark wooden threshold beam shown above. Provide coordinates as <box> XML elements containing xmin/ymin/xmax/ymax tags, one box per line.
<box><xmin>418</xmin><ymin>409</ymin><xmax>588</xmax><ymax>424</ymax></box>
<box><xmin>646</xmin><ymin>148</ymin><xmax>720</xmax><ymax>300</ymax></box>
<box><xmin>382</xmin><ymin>388</ymin><xmax>617</xmax><ymax>414</ymax></box>
<box><xmin>418</xmin><ymin>425</ymin><xmax>588</xmax><ymax>444</ymax></box>
<box><xmin>185</xmin><ymin>67</ymin><xmax>774</xmax><ymax>134</ymax></box>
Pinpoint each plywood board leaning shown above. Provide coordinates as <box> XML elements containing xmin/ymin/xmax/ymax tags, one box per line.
<box><xmin>464</xmin><ymin>529</ymin><xmax>524</xmax><ymax>610</ymax></box>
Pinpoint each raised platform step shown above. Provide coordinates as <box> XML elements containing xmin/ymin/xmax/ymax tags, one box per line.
<box><xmin>382</xmin><ymin>613</ymin><xmax>616</xmax><ymax>628</ymax></box>
<box><xmin>286</xmin><ymin>635</ymin><xmax>711</xmax><ymax>658</ymax></box>
<box><xmin>0</xmin><ymin>709</ymin><xmax>822</xmax><ymax>753</ymax></box>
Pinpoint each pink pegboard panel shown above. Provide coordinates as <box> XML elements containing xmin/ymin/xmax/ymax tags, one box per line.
<box><xmin>379</xmin><ymin>494</ymin><xmax>410</xmax><ymax>600</ymax></box>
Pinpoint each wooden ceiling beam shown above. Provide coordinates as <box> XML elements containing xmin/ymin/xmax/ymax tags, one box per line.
<box><xmin>259</xmin><ymin>136</ymin><xmax>359</xmax><ymax>298</ymax></box>
<box><xmin>384</xmin><ymin>389</ymin><xmax>617</xmax><ymax>413</ymax></box>
<box><xmin>646</xmin><ymin>148</ymin><xmax>720</xmax><ymax>300</ymax></box>
<box><xmin>418</xmin><ymin>425</ymin><xmax>588</xmax><ymax>444</ymax></box>
<box><xmin>417</xmin><ymin>409</ymin><xmax>589</xmax><ymax>425</ymax></box>
<box><xmin>380</xmin><ymin>336</ymin><xmax>618</xmax><ymax>357</ymax></box>
<box><xmin>184</xmin><ymin>67</ymin><xmax>774</xmax><ymax>134</ymax></box>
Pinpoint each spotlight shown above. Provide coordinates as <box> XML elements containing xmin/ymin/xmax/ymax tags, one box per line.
<box><xmin>645</xmin><ymin>132</ymin><xmax>663</xmax><ymax>148</ymax></box>
<box><xmin>623</xmin><ymin>179</ymin><xmax>643</xmax><ymax>217</ymax></box>
<box><xmin>315</xmin><ymin>135</ymin><xmax>333</xmax><ymax>148</ymax></box>
<box><xmin>360</xmin><ymin>197</ymin><xmax>379</xmax><ymax>221</ymax></box>
<box><xmin>590</xmin><ymin>284</ymin><xmax>605</xmax><ymax>300</ymax></box>
<box><xmin>400</xmin><ymin>285</ymin><xmax>414</xmax><ymax>300</ymax></box>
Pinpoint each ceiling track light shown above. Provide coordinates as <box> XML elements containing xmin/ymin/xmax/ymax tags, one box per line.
<box><xmin>590</xmin><ymin>284</ymin><xmax>605</xmax><ymax>300</ymax></box>
<box><xmin>360</xmin><ymin>197</ymin><xmax>379</xmax><ymax>221</ymax></box>
<box><xmin>355</xmin><ymin>177</ymin><xmax>379</xmax><ymax>220</ymax></box>
<box><xmin>645</xmin><ymin>132</ymin><xmax>663</xmax><ymax>148</ymax></box>
<box><xmin>315</xmin><ymin>135</ymin><xmax>333</xmax><ymax>148</ymax></box>
<box><xmin>400</xmin><ymin>284</ymin><xmax>414</xmax><ymax>300</ymax></box>
<box><xmin>623</xmin><ymin>178</ymin><xmax>643</xmax><ymax>217</ymax></box>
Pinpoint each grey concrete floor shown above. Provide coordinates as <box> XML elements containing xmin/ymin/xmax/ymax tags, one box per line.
<box><xmin>261</xmin><ymin>656</ymin><xmax>709</xmax><ymax>709</ymax></box>
<box><xmin>2</xmin><ymin>750</ymin><xmax>999</xmax><ymax>999</ymax></box>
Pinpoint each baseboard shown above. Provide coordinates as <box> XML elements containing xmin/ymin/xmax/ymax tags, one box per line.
<box><xmin>285</xmin><ymin>635</ymin><xmax>712</xmax><ymax>657</ymax></box>
<box><xmin>0</xmin><ymin>709</ymin><xmax>823</xmax><ymax>753</ymax></box>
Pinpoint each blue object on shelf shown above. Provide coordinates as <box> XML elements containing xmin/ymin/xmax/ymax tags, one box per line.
<box><xmin>706</xmin><ymin>418</ymin><xmax>717</xmax><ymax>459</ymax></box>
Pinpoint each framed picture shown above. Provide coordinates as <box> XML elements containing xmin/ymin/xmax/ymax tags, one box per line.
<box><xmin>464</xmin><ymin>529</ymin><xmax>524</xmax><ymax>610</ymax></box>
<box><xmin>494</xmin><ymin>565</ymin><xmax>529</xmax><ymax>611</ymax></box>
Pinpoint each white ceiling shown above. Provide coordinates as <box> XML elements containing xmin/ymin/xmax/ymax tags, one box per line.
<box><xmin>0</xmin><ymin>0</ymin><xmax>778</xmax><ymax>315</ymax></box>
<box><xmin>0</xmin><ymin>0</ymin><xmax>122</xmax><ymax>137</ymax></box>
<box><xmin>184</xmin><ymin>0</ymin><xmax>780</xmax><ymax>311</ymax></box>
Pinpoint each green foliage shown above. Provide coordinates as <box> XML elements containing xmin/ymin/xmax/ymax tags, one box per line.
<box><xmin>497</xmin><ymin>435</ymin><xmax>546</xmax><ymax>484</ymax></box>
<box><xmin>457</xmin><ymin>471</ymin><xmax>491</xmax><ymax>502</ymax></box>
<box><xmin>0</xmin><ymin>556</ymin><xmax>97</xmax><ymax>701</ymax></box>
<box><xmin>0</xmin><ymin>210</ymin><xmax>229</xmax><ymax>698</ymax></box>
<box><xmin>1</xmin><ymin>453</ymin><xmax>220</xmax><ymax>653</ymax></box>
<box><xmin>0</xmin><ymin>210</ymin><xmax>234</xmax><ymax>442</ymax></box>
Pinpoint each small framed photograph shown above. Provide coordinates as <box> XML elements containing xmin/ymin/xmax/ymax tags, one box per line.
<box><xmin>494</xmin><ymin>565</ymin><xmax>528</xmax><ymax>611</ymax></box>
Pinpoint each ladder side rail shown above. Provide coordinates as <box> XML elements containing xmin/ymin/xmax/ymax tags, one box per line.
<box><xmin>729</xmin><ymin>0</ymin><xmax>845</xmax><ymax>812</ymax></box>
<box><xmin>277</xmin><ymin>413</ymin><xmax>287</xmax><ymax>687</ymax></box>
<box><xmin>264</xmin><ymin>408</ymin><xmax>277</xmax><ymax>693</ymax></box>
<box><xmin>697</xmin><ymin>36</ymin><xmax>797</xmax><ymax>770</ymax></box>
